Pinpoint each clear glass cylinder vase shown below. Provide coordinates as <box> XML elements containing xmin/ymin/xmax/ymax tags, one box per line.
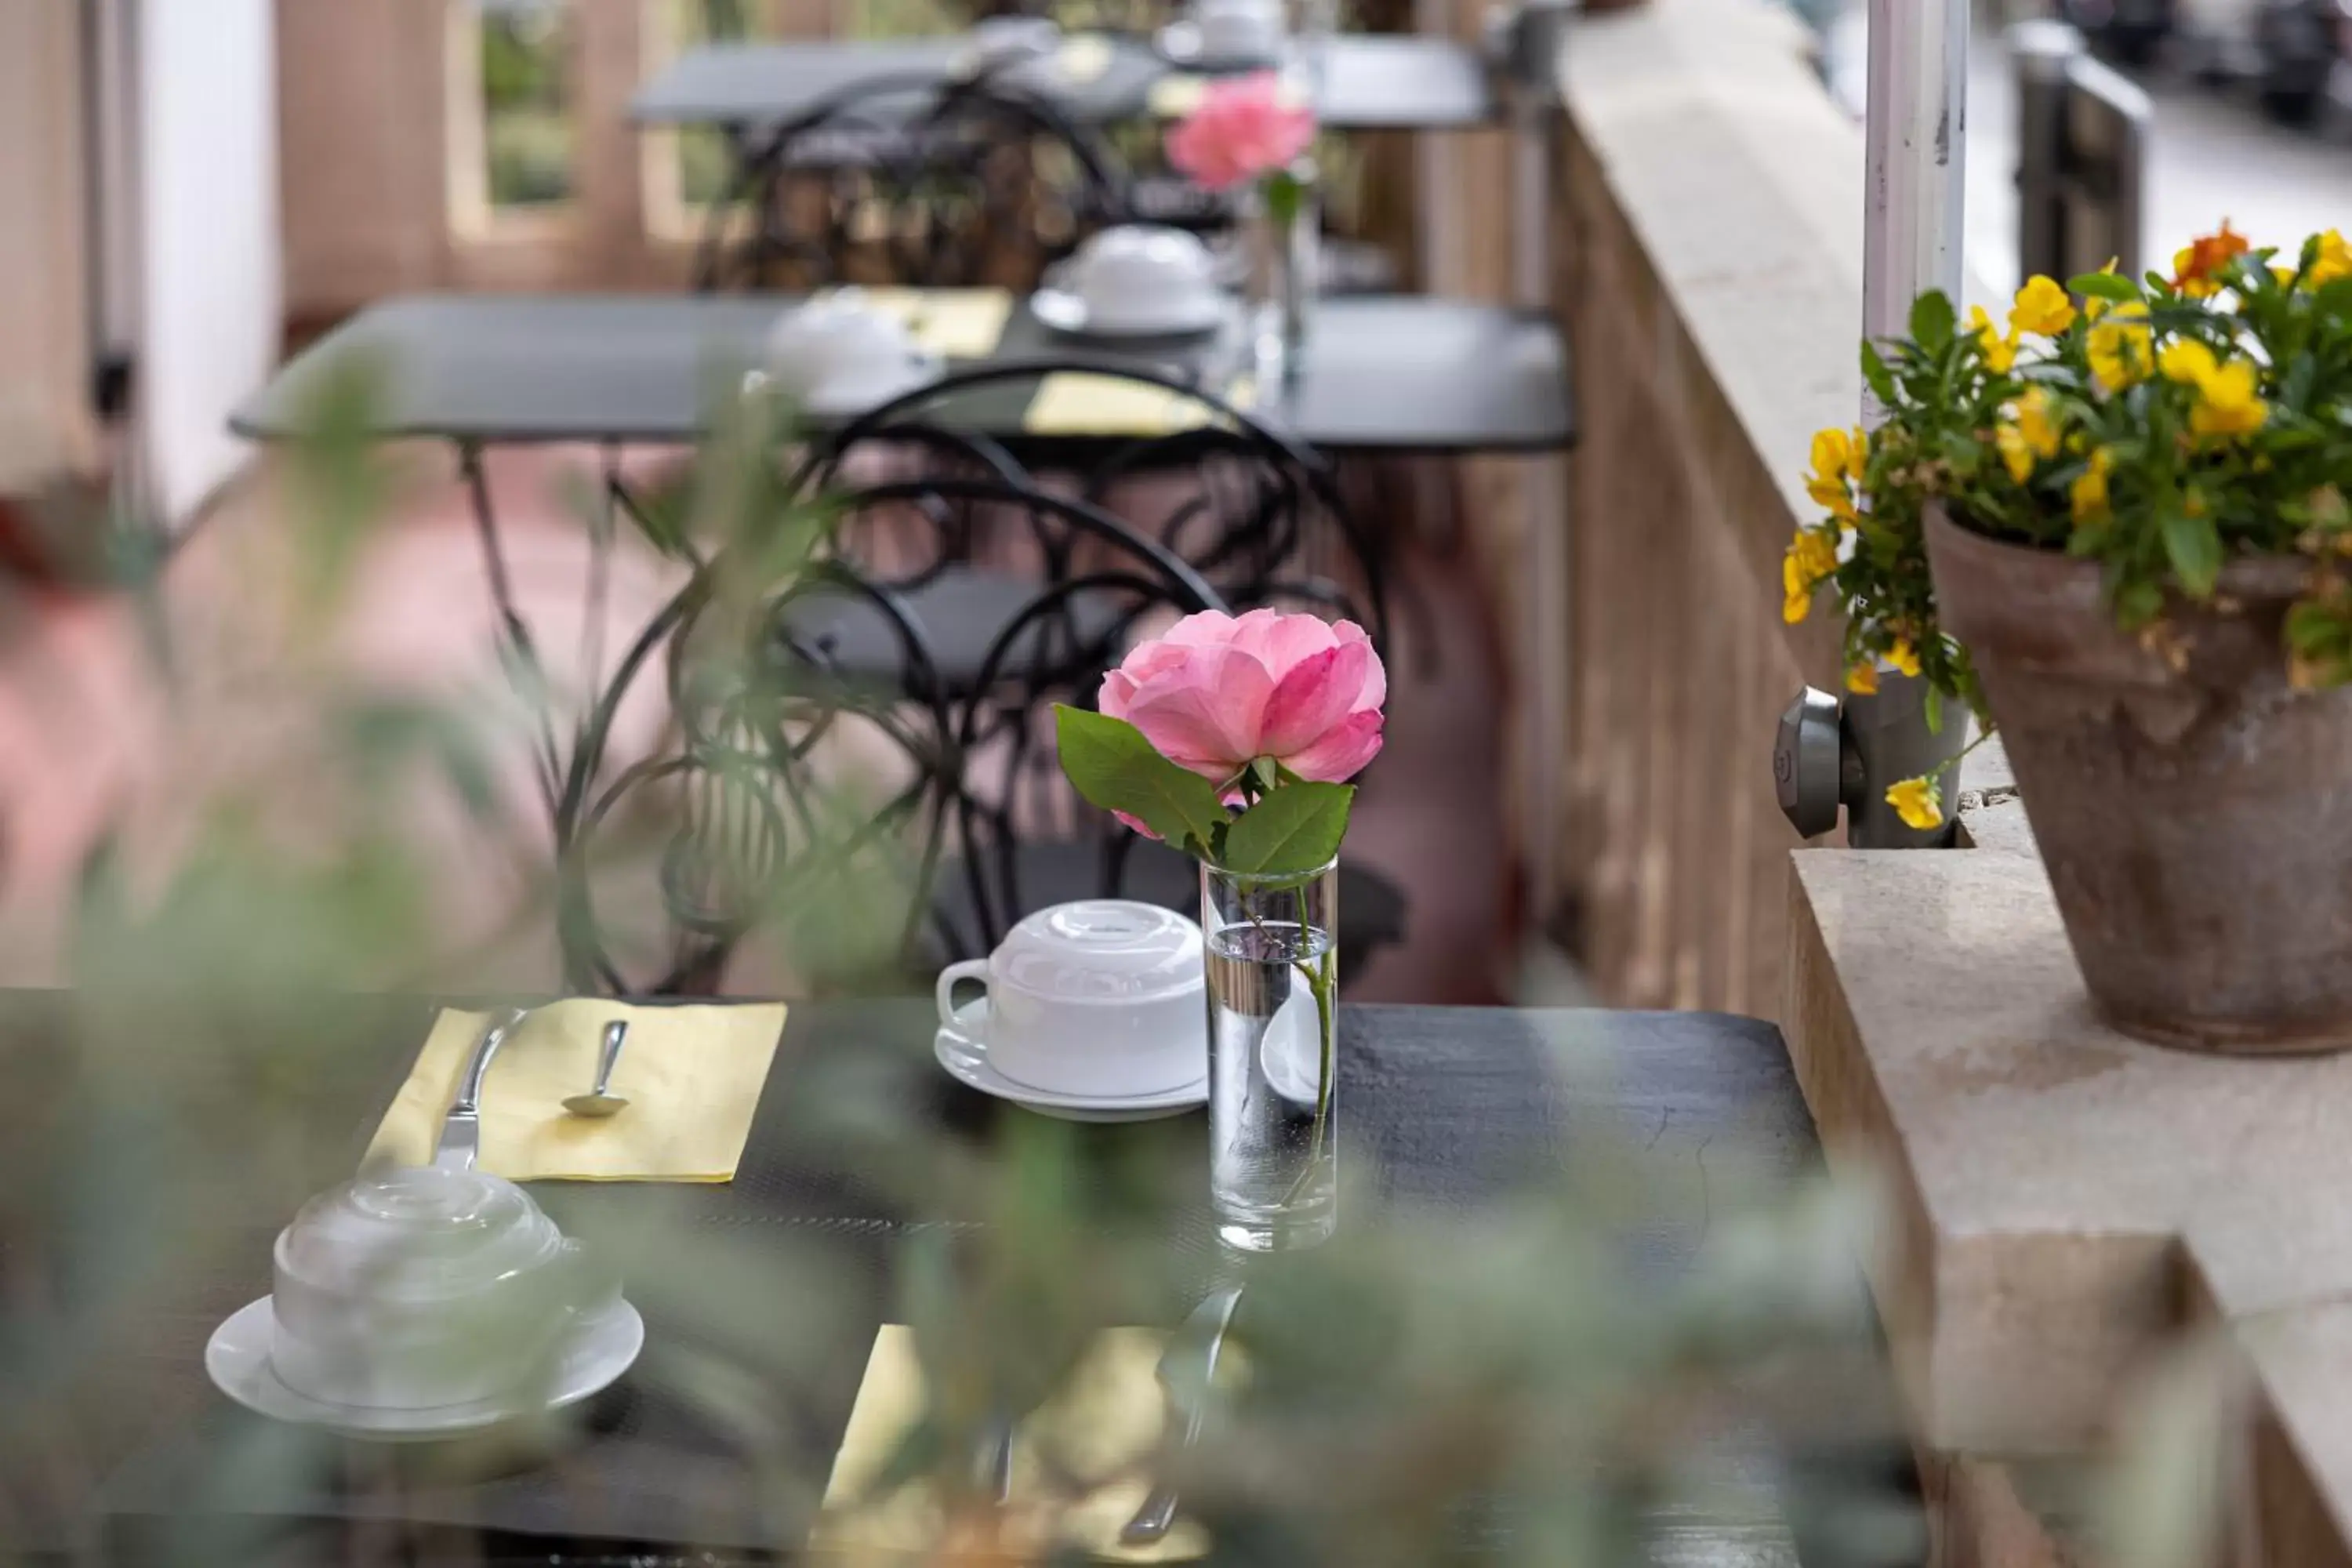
<box><xmin>1243</xmin><ymin>163</ymin><xmax>1319</xmax><ymax>393</ymax></box>
<box><xmin>1200</xmin><ymin>858</ymin><xmax>1338</xmax><ymax>1252</ymax></box>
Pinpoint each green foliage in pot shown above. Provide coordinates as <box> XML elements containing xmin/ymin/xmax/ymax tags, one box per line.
<box><xmin>1784</xmin><ymin>223</ymin><xmax>2352</xmax><ymax>829</ymax></box>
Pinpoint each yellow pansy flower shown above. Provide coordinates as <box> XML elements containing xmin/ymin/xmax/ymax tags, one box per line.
<box><xmin>2190</xmin><ymin>358</ymin><xmax>2267</xmax><ymax>438</ymax></box>
<box><xmin>1781</xmin><ymin>553</ymin><xmax>1813</xmax><ymax>625</ymax></box>
<box><xmin>1886</xmin><ymin>776</ymin><xmax>1944</xmax><ymax>832</ymax></box>
<box><xmin>1996</xmin><ymin>423</ymin><xmax>2034</xmax><ymax>483</ymax></box>
<box><xmin>2010</xmin><ymin>274</ymin><xmax>2077</xmax><ymax>336</ymax></box>
<box><xmin>2159</xmin><ymin>338</ymin><xmax>2217</xmax><ymax>385</ymax></box>
<box><xmin>2071</xmin><ymin>447</ymin><xmax>2114</xmax><ymax>524</ymax></box>
<box><xmin>1968</xmin><ymin>305</ymin><xmax>2020</xmax><ymax>373</ymax></box>
<box><xmin>2309</xmin><ymin>229</ymin><xmax>2351</xmax><ymax>289</ymax></box>
<box><xmin>1845</xmin><ymin>662</ymin><xmax>1878</xmax><ymax>695</ymax></box>
<box><xmin>1804</xmin><ymin>427</ymin><xmax>1859</xmax><ymax>520</ymax></box>
<box><xmin>2087</xmin><ymin>303</ymin><xmax>2152</xmax><ymax>391</ymax></box>
<box><xmin>1995</xmin><ymin>387</ymin><xmax>2063</xmax><ymax>482</ymax></box>
<box><xmin>2016</xmin><ymin>387</ymin><xmax>2061</xmax><ymax>456</ymax></box>
<box><xmin>1886</xmin><ymin>638</ymin><xmax>1922</xmax><ymax>678</ymax></box>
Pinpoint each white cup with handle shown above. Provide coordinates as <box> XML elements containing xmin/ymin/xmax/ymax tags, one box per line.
<box><xmin>1062</xmin><ymin>225</ymin><xmax>1223</xmax><ymax>335</ymax></box>
<box><xmin>936</xmin><ymin>901</ymin><xmax>1209</xmax><ymax>1098</ymax></box>
<box><xmin>764</xmin><ymin>291</ymin><xmax>940</xmax><ymax>414</ymax></box>
<box><xmin>1193</xmin><ymin>0</ymin><xmax>1286</xmax><ymax>58</ymax></box>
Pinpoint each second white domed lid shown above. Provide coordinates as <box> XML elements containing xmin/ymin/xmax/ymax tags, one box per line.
<box><xmin>993</xmin><ymin>900</ymin><xmax>1205</xmax><ymax>1004</ymax></box>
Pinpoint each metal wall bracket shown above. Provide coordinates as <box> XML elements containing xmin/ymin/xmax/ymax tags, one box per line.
<box><xmin>1775</xmin><ymin>680</ymin><xmax>1965</xmax><ymax>848</ymax></box>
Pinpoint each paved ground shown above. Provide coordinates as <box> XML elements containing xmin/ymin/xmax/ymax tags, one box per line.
<box><xmin>1822</xmin><ymin>8</ymin><xmax>2352</xmax><ymax>299</ymax></box>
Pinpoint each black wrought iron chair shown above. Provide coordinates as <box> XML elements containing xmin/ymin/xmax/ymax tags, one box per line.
<box><xmin>781</xmin><ymin>364</ymin><xmax>1407</xmax><ymax>979</ymax></box>
<box><xmin>793</xmin><ymin>358</ymin><xmax>1388</xmax><ymax>661</ymax></box>
<box><xmin>551</xmin><ymin>461</ymin><xmax>1245</xmax><ymax>995</ymax></box>
<box><xmin>693</xmin><ymin>71</ymin><xmax>1132</xmax><ymax>294</ymax></box>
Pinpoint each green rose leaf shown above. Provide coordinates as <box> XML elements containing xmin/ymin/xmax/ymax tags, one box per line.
<box><xmin>1053</xmin><ymin>706</ymin><xmax>1229</xmax><ymax>856</ymax></box>
<box><xmin>1908</xmin><ymin>291</ymin><xmax>1955</xmax><ymax>352</ymax></box>
<box><xmin>1221</xmin><ymin>782</ymin><xmax>1354</xmax><ymax>878</ymax></box>
<box><xmin>2160</xmin><ymin>510</ymin><xmax>2223</xmax><ymax>598</ymax></box>
<box><xmin>2069</xmin><ymin>270</ymin><xmax>2140</xmax><ymax>303</ymax></box>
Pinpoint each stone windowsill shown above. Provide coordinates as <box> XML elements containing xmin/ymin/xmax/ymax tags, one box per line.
<box><xmin>1789</xmin><ymin>773</ymin><xmax>2352</xmax><ymax>1555</ymax></box>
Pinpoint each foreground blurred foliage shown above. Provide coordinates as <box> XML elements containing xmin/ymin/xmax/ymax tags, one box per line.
<box><xmin>0</xmin><ymin>369</ymin><xmax>2226</xmax><ymax>1566</ymax></box>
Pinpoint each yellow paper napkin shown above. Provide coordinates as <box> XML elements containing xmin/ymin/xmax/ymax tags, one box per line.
<box><xmin>365</xmin><ymin>1001</ymin><xmax>787</xmax><ymax>1182</ymax></box>
<box><xmin>1146</xmin><ymin>74</ymin><xmax>1208</xmax><ymax>120</ymax></box>
<box><xmin>1146</xmin><ymin>74</ymin><xmax>1308</xmax><ymax>119</ymax></box>
<box><xmin>1023</xmin><ymin>373</ymin><xmax>1253</xmax><ymax>437</ymax></box>
<box><xmin>810</xmin><ymin>286</ymin><xmax>1015</xmax><ymax>360</ymax></box>
<box><xmin>1056</xmin><ymin>34</ymin><xmax>1116</xmax><ymax>83</ymax></box>
<box><xmin>813</xmin><ymin>1325</ymin><xmax>1210</xmax><ymax>1562</ymax></box>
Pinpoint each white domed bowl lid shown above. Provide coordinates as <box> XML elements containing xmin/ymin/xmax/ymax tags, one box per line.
<box><xmin>992</xmin><ymin>900</ymin><xmax>1205</xmax><ymax>1004</ymax></box>
<box><xmin>274</xmin><ymin>1165</ymin><xmax>565</xmax><ymax>1302</ymax></box>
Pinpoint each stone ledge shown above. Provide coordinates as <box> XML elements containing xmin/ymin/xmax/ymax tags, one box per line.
<box><xmin>1788</xmin><ymin>830</ymin><xmax>2352</xmax><ymax>1551</ymax></box>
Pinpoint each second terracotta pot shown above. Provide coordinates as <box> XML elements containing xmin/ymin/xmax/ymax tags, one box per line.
<box><xmin>1926</xmin><ymin>506</ymin><xmax>2352</xmax><ymax>1054</ymax></box>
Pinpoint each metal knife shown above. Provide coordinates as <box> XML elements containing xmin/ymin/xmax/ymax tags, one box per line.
<box><xmin>1120</xmin><ymin>1283</ymin><xmax>1243</xmax><ymax>1545</ymax></box>
<box><xmin>433</xmin><ymin>1007</ymin><xmax>529</xmax><ymax>1172</ymax></box>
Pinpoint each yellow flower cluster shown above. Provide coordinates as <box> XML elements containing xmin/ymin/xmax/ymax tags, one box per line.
<box><xmin>2313</xmin><ymin>229</ymin><xmax>2352</xmax><ymax>289</ymax></box>
<box><xmin>1785</xmin><ymin>425</ymin><xmax>1867</xmax><ymax>624</ymax></box>
<box><xmin>1783</xmin><ymin>527</ymin><xmax>1838</xmax><ymax>624</ymax></box>
<box><xmin>2087</xmin><ymin>302</ymin><xmax>2154</xmax><ymax>391</ymax></box>
<box><xmin>1844</xmin><ymin>637</ymin><xmax>1921</xmax><ymax>695</ymax></box>
<box><xmin>1994</xmin><ymin>387</ymin><xmax>2063</xmax><ymax>484</ymax></box>
<box><xmin>2158</xmin><ymin>339</ymin><xmax>2269</xmax><ymax>439</ymax></box>
<box><xmin>1804</xmin><ymin>426</ymin><xmax>1867</xmax><ymax>521</ymax></box>
<box><xmin>2071</xmin><ymin>447</ymin><xmax>2114</xmax><ymax>524</ymax></box>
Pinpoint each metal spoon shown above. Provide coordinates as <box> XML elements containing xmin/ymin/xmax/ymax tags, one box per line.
<box><xmin>561</xmin><ymin>1021</ymin><xmax>631</xmax><ymax>1119</ymax></box>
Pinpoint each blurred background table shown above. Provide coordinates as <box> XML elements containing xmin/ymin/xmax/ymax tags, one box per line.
<box><xmin>630</xmin><ymin>34</ymin><xmax>1501</xmax><ymax>136</ymax></box>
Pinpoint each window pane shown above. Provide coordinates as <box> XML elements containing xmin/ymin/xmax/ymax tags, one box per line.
<box><xmin>480</xmin><ymin>0</ymin><xmax>575</xmax><ymax>209</ymax></box>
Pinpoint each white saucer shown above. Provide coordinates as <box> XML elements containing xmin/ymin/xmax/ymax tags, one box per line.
<box><xmin>1031</xmin><ymin>287</ymin><xmax>1228</xmax><ymax>340</ymax></box>
<box><xmin>935</xmin><ymin>996</ymin><xmax>1207</xmax><ymax>1122</ymax></box>
<box><xmin>205</xmin><ymin>1295</ymin><xmax>644</xmax><ymax>1442</ymax></box>
<box><xmin>800</xmin><ymin>350</ymin><xmax>946</xmax><ymax>418</ymax></box>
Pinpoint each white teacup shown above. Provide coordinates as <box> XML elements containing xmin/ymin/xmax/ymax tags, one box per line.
<box><xmin>765</xmin><ymin>292</ymin><xmax>937</xmax><ymax>412</ymax></box>
<box><xmin>268</xmin><ymin>1165</ymin><xmax>608</xmax><ymax>1411</ymax></box>
<box><xmin>1061</xmin><ymin>226</ymin><xmax>1222</xmax><ymax>334</ymax></box>
<box><xmin>936</xmin><ymin>901</ymin><xmax>1208</xmax><ymax>1098</ymax></box>
<box><xmin>1195</xmin><ymin>0</ymin><xmax>1285</xmax><ymax>58</ymax></box>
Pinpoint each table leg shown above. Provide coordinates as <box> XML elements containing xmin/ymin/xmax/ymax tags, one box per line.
<box><xmin>457</xmin><ymin>441</ymin><xmax>563</xmax><ymax>818</ymax></box>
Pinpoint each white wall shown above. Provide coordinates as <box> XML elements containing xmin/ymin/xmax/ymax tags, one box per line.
<box><xmin>140</xmin><ymin>0</ymin><xmax>281</xmax><ymax>522</ymax></box>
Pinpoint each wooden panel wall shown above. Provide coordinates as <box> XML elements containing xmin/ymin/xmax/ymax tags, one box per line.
<box><xmin>0</xmin><ymin>1</ymin><xmax>96</xmax><ymax>491</ymax></box>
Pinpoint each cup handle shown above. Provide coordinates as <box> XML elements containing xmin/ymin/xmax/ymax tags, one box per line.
<box><xmin>936</xmin><ymin>960</ymin><xmax>992</xmax><ymax>1032</ymax></box>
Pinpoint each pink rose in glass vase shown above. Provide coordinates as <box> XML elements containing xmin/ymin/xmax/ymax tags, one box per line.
<box><xmin>1099</xmin><ymin>609</ymin><xmax>1384</xmax><ymax>785</ymax></box>
<box><xmin>1166</xmin><ymin>72</ymin><xmax>1316</xmax><ymax>195</ymax></box>
<box><xmin>1055</xmin><ymin>608</ymin><xmax>1382</xmax><ymax>863</ymax></box>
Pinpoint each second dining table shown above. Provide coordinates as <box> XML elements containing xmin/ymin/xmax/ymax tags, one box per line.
<box><xmin>232</xmin><ymin>291</ymin><xmax>1574</xmax><ymax>459</ymax></box>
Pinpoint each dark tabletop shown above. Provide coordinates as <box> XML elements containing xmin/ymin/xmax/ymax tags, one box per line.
<box><xmin>230</xmin><ymin>292</ymin><xmax>1575</xmax><ymax>457</ymax></box>
<box><xmin>630</xmin><ymin>34</ymin><xmax>1498</xmax><ymax>133</ymax></box>
<box><xmin>0</xmin><ymin>996</ymin><xmax>1873</xmax><ymax>1563</ymax></box>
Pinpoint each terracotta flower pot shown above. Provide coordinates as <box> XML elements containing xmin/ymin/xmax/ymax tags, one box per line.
<box><xmin>1926</xmin><ymin>505</ymin><xmax>2352</xmax><ymax>1054</ymax></box>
